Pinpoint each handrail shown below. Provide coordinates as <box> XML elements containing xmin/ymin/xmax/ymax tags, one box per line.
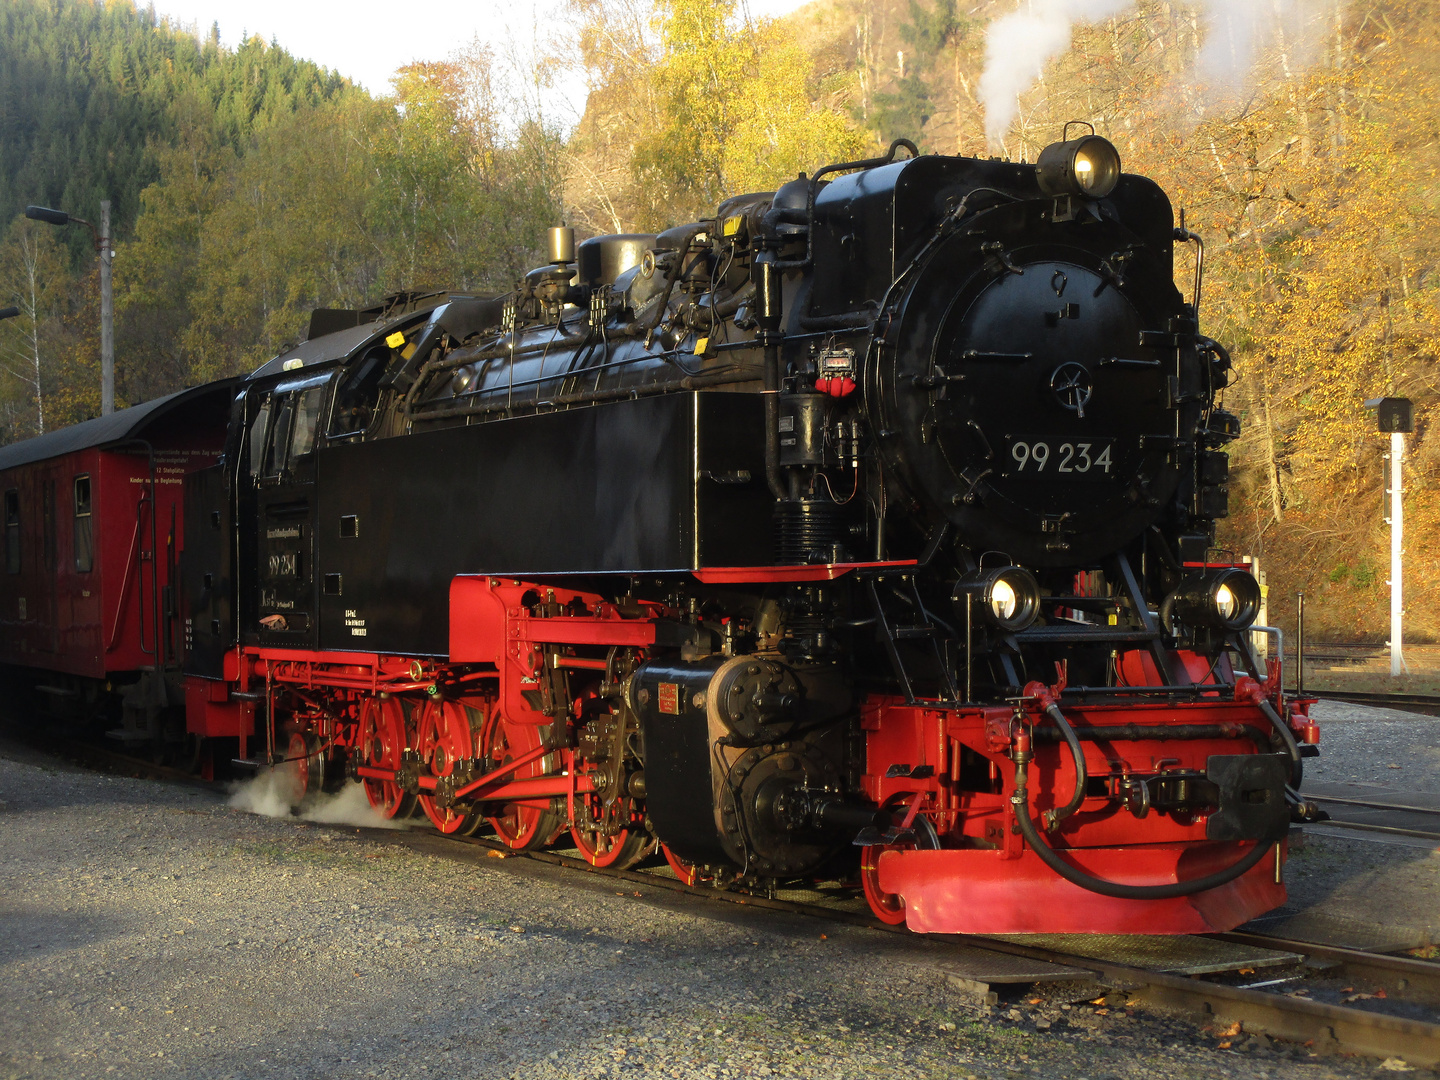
<box><xmin>105</xmin><ymin>505</ymin><xmax>146</xmax><ymax>653</ymax></box>
<box><xmin>105</xmin><ymin>440</ymin><xmax>161</xmax><ymax>664</ymax></box>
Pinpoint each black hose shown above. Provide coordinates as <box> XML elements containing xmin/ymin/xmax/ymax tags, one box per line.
<box><xmin>1011</xmin><ymin>755</ymin><xmax>1275</xmax><ymax>900</ymax></box>
<box><xmin>1254</xmin><ymin>696</ymin><xmax>1304</xmax><ymax>788</ymax></box>
<box><xmin>618</xmin><ymin>224</ymin><xmax>707</xmax><ymax>341</ymax></box>
<box><xmin>1198</xmin><ymin>335</ymin><xmax>1231</xmax><ymax>371</ymax></box>
<box><xmin>1042</xmin><ymin>703</ymin><xmax>1086</xmax><ymax>827</ymax></box>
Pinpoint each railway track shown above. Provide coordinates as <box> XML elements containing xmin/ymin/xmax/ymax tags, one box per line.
<box><xmin>22</xmin><ymin>733</ymin><xmax>1440</xmax><ymax>1069</ymax></box>
<box><xmin>1286</xmin><ymin>642</ymin><xmax>1440</xmax><ymax>666</ymax></box>
<box><xmin>1301</xmin><ymin>788</ymin><xmax>1440</xmax><ymax>843</ymax></box>
<box><xmin>1287</xmin><ymin>642</ymin><xmax>1390</xmax><ymax>664</ymax></box>
<box><xmin>1299</xmin><ymin>689</ymin><xmax>1440</xmax><ymax>718</ymax></box>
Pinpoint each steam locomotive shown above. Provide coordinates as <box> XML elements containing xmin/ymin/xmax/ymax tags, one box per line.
<box><xmin>0</xmin><ymin>133</ymin><xmax>1319</xmax><ymax>934</ymax></box>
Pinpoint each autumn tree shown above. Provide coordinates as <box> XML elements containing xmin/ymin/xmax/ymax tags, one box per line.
<box><xmin>865</xmin><ymin>0</ymin><xmax>968</xmax><ymax>148</ymax></box>
<box><xmin>567</xmin><ymin>0</ymin><xmax>874</xmax><ymax>232</ymax></box>
<box><xmin>0</xmin><ymin>220</ymin><xmax>69</xmax><ymax>437</ymax></box>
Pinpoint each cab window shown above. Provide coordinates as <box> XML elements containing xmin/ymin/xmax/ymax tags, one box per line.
<box><xmin>264</xmin><ymin>397</ymin><xmax>295</xmax><ymax>477</ymax></box>
<box><xmin>329</xmin><ymin>346</ymin><xmax>389</xmax><ymax>437</ymax></box>
<box><xmin>288</xmin><ymin>387</ymin><xmax>325</xmax><ymax>461</ymax></box>
<box><xmin>251</xmin><ymin>373</ymin><xmax>331</xmax><ymax>481</ymax></box>
<box><xmin>247</xmin><ymin>402</ymin><xmax>271</xmax><ymax>480</ymax></box>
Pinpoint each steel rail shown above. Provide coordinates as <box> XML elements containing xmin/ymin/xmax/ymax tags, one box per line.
<box><xmin>1307</xmin><ymin>793</ymin><xmax>1440</xmax><ymax>816</ymax></box>
<box><xmin>1213</xmin><ymin>931</ymin><xmax>1440</xmax><ymax>1009</ymax></box>
<box><xmin>1307</xmin><ymin>819</ymin><xmax>1440</xmax><ymax>842</ymax></box>
<box><xmin>964</xmin><ymin>933</ymin><xmax>1440</xmax><ymax>1067</ymax></box>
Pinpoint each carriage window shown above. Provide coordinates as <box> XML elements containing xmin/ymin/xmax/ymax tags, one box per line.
<box><xmin>288</xmin><ymin>387</ymin><xmax>325</xmax><ymax>461</ymax></box>
<box><xmin>73</xmin><ymin>475</ymin><xmax>93</xmax><ymax>573</ymax></box>
<box><xmin>3</xmin><ymin>490</ymin><xmax>17</xmax><ymax>574</ymax></box>
<box><xmin>247</xmin><ymin>402</ymin><xmax>271</xmax><ymax>480</ymax></box>
<box><xmin>329</xmin><ymin>346</ymin><xmax>389</xmax><ymax>437</ymax></box>
<box><xmin>264</xmin><ymin>397</ymin><xmax>295</xmax><ymax>478</ymax></box>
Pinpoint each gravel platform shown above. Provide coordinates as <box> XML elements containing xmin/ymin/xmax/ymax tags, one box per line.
<box><xmin>1255</xmin><ymin>702</ymin><xmax>1440</xmax><ymax>949</ymax></box>
<box><xmin>0</xmin><ymin>719</ymin><xmax>1433</xmax><ymax>1080</ymax></box>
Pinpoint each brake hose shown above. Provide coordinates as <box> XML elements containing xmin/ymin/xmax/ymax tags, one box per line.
<box><xmin>1040</xmin><ymin>701</ymin><xmax>1087</xmax><ymax>829</ymax></box>
<box><xmin>1251</xmin><ymin>693</ymin><xmax>1304</xmax><ymax>788</ymax></box>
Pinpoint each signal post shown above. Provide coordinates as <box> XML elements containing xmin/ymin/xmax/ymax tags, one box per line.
<box><xmin>1366</xmin><ymin>397</ymin><xmax>1414</xmax><ymax>677</ymax></box>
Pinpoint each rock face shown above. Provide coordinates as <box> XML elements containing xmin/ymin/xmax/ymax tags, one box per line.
<box><xmin>0</xmin><ymin>730</ymin><xmax>1417</xmax><ymax>1080</ymax></box>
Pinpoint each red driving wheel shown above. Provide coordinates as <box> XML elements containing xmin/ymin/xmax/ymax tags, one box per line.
<box><xmin>860</xmin><ymin>845</ymin><xmax>908</xmax><ymax>925</ymax></box>
<box><xmin>860</xmin><ymin>797</ymin><xmax>931</xmax><ymax>926</ymax></box>
<box><xmin>283</xmin><ymin>730</ymin><xmax>322</xmax><ymax>804</ymax></box>
<box><xmin>416</xmin><ymin>698</ymin><xmax>479</xmax><ymax>834</ymax></box>
<box><xmin>570</xmin><ymin>790</ymin><xmax>653</xmax><ymax>869</ymax></box>
<box><xmin>358</xmin><ymin>696</ymin><xmax>415</xmax><ymax>820</ymax></box>
<box><xmin>481</xmin><ymin>715</ymin><xmax>561</xmax><ymax>850</ymax></box>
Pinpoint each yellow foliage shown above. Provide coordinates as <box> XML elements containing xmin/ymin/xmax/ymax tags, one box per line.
<box><xmin>571</xmin><ymin>0</ymin><xmax>873</xmax><ymax>231</ymax></box>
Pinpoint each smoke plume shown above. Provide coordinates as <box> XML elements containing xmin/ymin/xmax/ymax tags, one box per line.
<box><xmin>979</xmin><ymin>0</ymin><xmax>1331</xmax><ymax>149</ymax></box>
<box><xmin>228</xmin><ymin>769</ymin><xmax>408</xmax><ymax>830</ymax></box>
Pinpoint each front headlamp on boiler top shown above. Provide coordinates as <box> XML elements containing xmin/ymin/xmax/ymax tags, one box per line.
<box><xmin>1036</xmin><ymin>134</ymin><xmax>1122</xmax><ymax>199</ymax></box>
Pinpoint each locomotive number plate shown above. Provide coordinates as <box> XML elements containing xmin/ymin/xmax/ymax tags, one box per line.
<box><xmin>1002</xmin><ymin>436</ymin><xmax>1118</xmax><ymax>480</ymax></box>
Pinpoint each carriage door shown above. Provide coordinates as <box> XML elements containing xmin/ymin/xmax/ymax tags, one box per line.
<box><xmin>249</xmin><ymin>372</ymin><xmax>330</xmax><ymax>649</ymax></box>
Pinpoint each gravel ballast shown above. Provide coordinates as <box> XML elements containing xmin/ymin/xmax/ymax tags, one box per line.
<box><xmin>0</xmin><ymin>719</ymin><xmax>1432</xmax><ymax>1080</ymax></box>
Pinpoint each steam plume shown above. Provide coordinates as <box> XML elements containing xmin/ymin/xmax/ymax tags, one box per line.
<box><xmin>228</xmin><ymin>769</ymin><xmax>407</xmax><ymax>830</ymax></box>
<box><xmin>979</xmin><ymin>0</ymin><xmax>1134</xmax><ymax>149</ymax></box>
<box><xmin>979</xmin><ymin>0</ymin><xmax>1331</xmax><ymax>149</ymax></box>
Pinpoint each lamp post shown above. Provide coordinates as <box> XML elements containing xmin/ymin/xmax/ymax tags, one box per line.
<box><xmin>25</xmin><ymin>200</ymin><xmax>114</xmax><ymax>416</ymax></box>
<box><xmin>1364</xmin><ymin>396</ymin><xmax>1414</xmax><ymax>677</ymax></box>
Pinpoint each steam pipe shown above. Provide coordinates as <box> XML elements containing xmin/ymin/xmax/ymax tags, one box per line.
<box><xmin>405</xmin><ymin>224</ymin><xmax>705</xmax><ymax>412</ymax></box>
<box><xmin>754</xmin><ymin>249</ymin><xmax>787</xmax><ymax>500</ymax></box>
<box><xmin>407</xmin><ymin>366</ymin><xmax>761</xmax><ymax>423</ymax></box>
<box><xmin>1029</xmin><ymin>722</ymin><xmax>1274</xmax><ymax>753</ymax></box>
<box><xmin>617</xmin><ymin>224</ymin><xmax>707</xmax><ymax>341</ymax></box>
<box><xmin>798</xmin><ymin>308</ymin><xmax>875</xmax><ymax>332</ymax></box>
<box><xmin>1175</xmin><ymin>214</ymin><xmax>1205</xmax><ymax>319</ymax></box>
<box><xmin>415</xmin><ymin>320</ymin><xmax>590</xmax><ymax>377</ymax></box>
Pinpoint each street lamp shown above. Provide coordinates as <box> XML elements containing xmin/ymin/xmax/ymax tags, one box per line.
<box><xmin>0</xmin><ymin>307</ymin><xmax>17</xmax><ymax>321</ymax></box>
<box><xmin>25</xmin><ymin>200</ymin><xmax>114</xmax><ymax>416</ymax></box>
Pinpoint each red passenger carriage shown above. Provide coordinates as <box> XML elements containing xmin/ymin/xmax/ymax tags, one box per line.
<box><xmin>0</xmin><ymin>381</ymin><xmax>234</xmax><ymax>747</ymax></box>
